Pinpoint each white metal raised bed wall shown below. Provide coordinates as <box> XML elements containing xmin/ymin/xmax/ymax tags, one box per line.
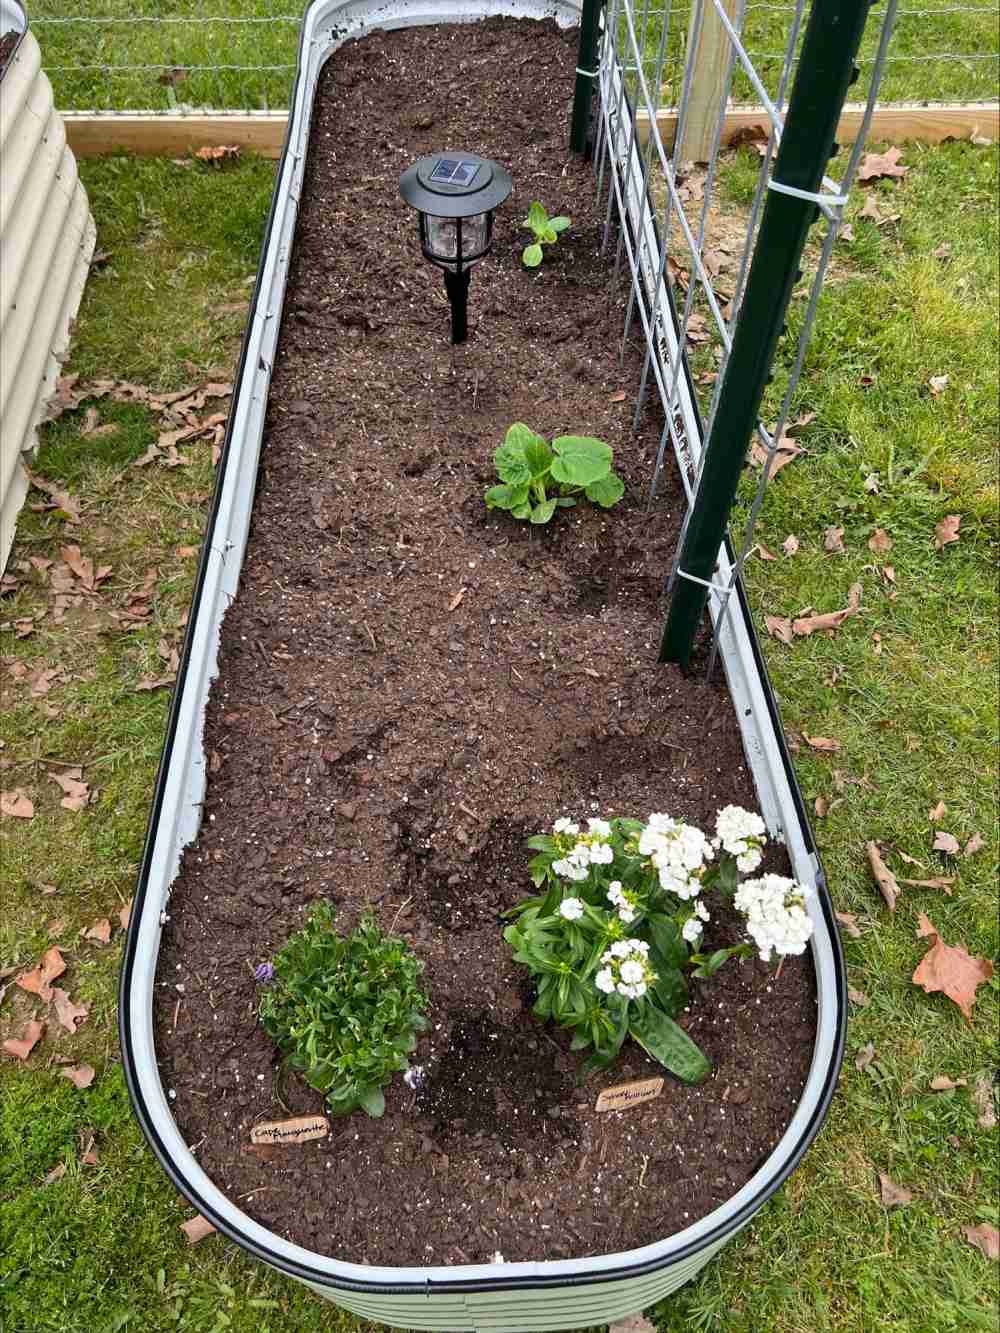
<box><xmin>0</xmin><ymin>0</ymin><xmax>95</xmax><ymax>567</ymax></box>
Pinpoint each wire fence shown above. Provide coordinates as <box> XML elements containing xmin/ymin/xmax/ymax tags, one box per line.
<box><xmin>25</xmin><ymin>1</ymin><xmax>1000</xmax><ymax>111</ymax></box>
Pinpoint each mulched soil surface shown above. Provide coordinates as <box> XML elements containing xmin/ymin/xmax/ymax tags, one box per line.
<box><xmin>153</xmin><ymin>17</ymin><xmax>816</xmax><ymax>1267</ymax></box>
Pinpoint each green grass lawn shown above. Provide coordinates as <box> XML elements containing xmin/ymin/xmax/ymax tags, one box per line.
<box><xmin>1</xmin><ymin>134</ymin><xmax>997</xmax><ymax>1333</ymax></box>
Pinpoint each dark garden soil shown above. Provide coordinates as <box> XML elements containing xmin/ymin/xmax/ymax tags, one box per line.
<box><xmin>0</xmin><ymin>30</ymin><xmax>19</xmax><ymax>79</ymax></box>
<box><xmin>153</xmin><ymin>17</ymin><xmax>816</xmax><ymax>1266</ymax></box>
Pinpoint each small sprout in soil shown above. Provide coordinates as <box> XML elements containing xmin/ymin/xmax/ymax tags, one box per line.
<box><xmin>485</xmin><ymin>422</ymin><xmax>624</xmax><ymax>524</ymax></box>
<box><xmin>521</xmin><ymin>200</ymin><xmax>570</xmax><ymax>268</ymax></box>
<box><xmin>504</xmin><ymin>808</ymin><xmax>813</xmax><ymax>1083</ymax></box>
<box><xmin>259</xmin><ymin>902</ymin><xmax>428</xmax><ymax>1118</ymax></box>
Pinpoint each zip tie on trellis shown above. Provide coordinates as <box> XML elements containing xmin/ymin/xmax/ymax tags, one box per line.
<box><xmin>575</xmin><ymin>66</ymin><xmax>599</xmax><ymax>79</ymax></box>
<box><xmin>673</xmin><ymin>566</ymin><xmax>737</xmax><ymax>599</ymax></box>
<box><xmin>767</xmin><ymin>179</ymin><xmax>849</xmax><ymax>208</ymax></box>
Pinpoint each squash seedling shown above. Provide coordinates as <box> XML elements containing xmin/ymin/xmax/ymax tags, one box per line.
<box><xmin>521</xmin><ymin>201</ymin><xmax>571</xmax><ymax>267</ymax></box>
<box><xmin>485</xmin><ymin>422</ymin><xmax>625</xmax><ymax>524</ymax></box>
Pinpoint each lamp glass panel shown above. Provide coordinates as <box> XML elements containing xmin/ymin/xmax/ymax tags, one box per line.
<box><xmin>424</xmin><ymin>211</ymin><xmax>490</xmax><ymax>268</ymax></box>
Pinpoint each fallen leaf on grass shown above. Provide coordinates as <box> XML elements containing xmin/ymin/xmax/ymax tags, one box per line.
<box><xmin>848</xmin><ymin>987</ymin><xmax>869</xmax><ymax>1007</ymax></box>
<box><xmin>858</xmin><ymin>195</ymin><xmax>900</xmax><ymax>226</ymax></box>
<box><xmin>973</xmin><ymin>1075</ymin><xmax>997</xmax><ymax>1129</ymax></box>
<box><xmin>835</xmin><ymin>911</ymin><xmax>863</xmax><ymax>939</ymax></box>
<box><xmin>753</xmin><ymin>542</ymin><xmax>777</xmax><ymax>561</ymax></box>
<box><xmin>83</xmin><ymin>918</ymin><xmax>112</xmax><ymax>945</ymax></box>
<box><xmin>823</xmin><ymin>525</ymin><xmax>846</xmax><ymax>554</ymax></box>
<box><xmin>868</xmin><ymin>528</ymin><xmax>892</xmax><ymax>554</ymax></box>
<box><xmin>608</xmin><ymin>1317</ymin><xmax>657</xmax><ymax>1333</ymax></box>
<box><xmin>749</xmin><ymin>436</ymin><xmax>804</xmax><ymax>480</ymax></box>
<box><xmin>79</xmin><ymin>1131</ymin><xmax>99</xmax><ymax>1166</ymax></box>
<box><xmin>60</xmin><ymin>545</ymin><xmax>112</xmax><ymax>593</ymax></box>
<box><xmin>14</xmin><ymin>618</ymin><xmax>34</xmax><ymax>638</ymax></box>
<box><xmin>16</xmin><ymin>948</ymin><xmax>66</xmax><ymax>1001</ymax></box>
<box><xmin>898</xmin><ymin>877</ymin><xmax>954</xmax><ymax>895</ymax></box>
<box><xmin>929</xmin><ymin>800</ymin><xmax>946</xmax><ymax>821</ymax></box>
<box><xmin>792</xmin><ymin>603</ymin><xmax>857</xmax><ymax>637</ymax></box>
<box><xmin>814</xmin><ymin>796</ymin><xmax>829</xmax><ymax>818</ymax></box>
<box><xmin>934</xmin><ymin>515</ymin><xmax>961</xmax><ymax>550</ymax></box>
<box><xmin>928</xmin><ymin>374</ymin><xmax>949</xmax><ymax>397</ymax></box>
<box><xmin>933</xmin><ymin>830</ymin><xmax>961</xmax><ymax>855</ymax></box>
<box><xmin>44</xmin><ymin>1162</ymin><xmax>68</xmax><ymax>1185</ymax></box>
<box><xmin>47</xmin><ymin>920</ymin><xmax>65</xmax><ymax>938</ymax></box>
<box><xmin>963</xmin><ymin>833</ymin><xmax>984</xmax><ymax>858</ymax></box>
<box><xmin>119</xmin><ymin>899</ymin><xmax>133</xmax><ymax>930</ymax></box>
<box><xmin>25</xmin><ymin>471</ymin><xmax>82</xmax><ymax>523</ymax></box>
<box><xmin>929</xmin><ymin>1075</ymin><xmax>967</xmax><ymax>1091</ymax></box>
<box><xmin>878</xmin><ymin>1173</ymin><xmax>913</xmax><ymax>1207</ymax></box>
<box><xmin>175</xmin><ymin>545</ymin><xmax>198</xmax><ymax>559</ymax></box>
<box><xmin>48</xmin><ymin>769</ymin><xmax>90</xmax><ymax>812</ymax></box>
<box><xmin>181</xmin><ymin>1214</ymin><xmax>218</xmax><ymax>1244</ymax></box>
<box><xmin>3</xmin><ymin>1019</ymin><xmax>46</xmax><ymax>1060</ymax></box>
<box><xmin>856</xmin><ymin>1042</ymin><xmax>876</xmax><ymax>1072</ymax></box>
<box><xmin>782</xmin><ymin>534</ymin><xmax>800</xmax><ymax>557</ymax></box>
<box><xmin>135</xmin><ymin>676</ymin><xmax>175</xmax><ymax>692</ymax></box>
<box><xmin>963</xmin><ymin>1223</ymin><xmax>1000</xmax><ymax>1261</ymax></box>
<box><xmin>858</xmin><ymin>146</ymin><xmax>908</xmax><ymax>182</ymax></box>
<box><xmin>804</xmin><ymin>735</ymin><xmax>841</xmax><ymax>753</ymax></box>
<box><xmin>51</xmin><ymin>988</ymin><xmax>89</xmax><ymax>1034</ymax></box>
<box><xmin>912</xmin><ymin>915</ymin><xmax>993</xmax><ymax>1020</ymax></box>
<box><xmin>132</xmin><ymin>444</ymin><xmax>163</xmax><ymax>468</ymax></box>
<box><xmin>193</xmin><ymin>144</ymin><xmax>241</xmax><ymax>166</ymax></box>
<box><xmin>765</xmin><ymin>615</ymin><xmax>794</xmax><ymax>646</ymax></box>
<box><xmin>867</xmin><ymin>841</ymin><xmax>899</xmax><ymax>912</ymax></box>
<box><xmin>60</xmin><ymin>1064</ymin><xmax>96</xmax><ymax>1090</ymax></box>
<box><xmin>1</xmin><ymin>789</ymin><xmax>34</xmax><ymax>818</ymax></box>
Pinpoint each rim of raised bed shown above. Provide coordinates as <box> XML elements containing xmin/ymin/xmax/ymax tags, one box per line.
<box><xmin>119</xmin><ymin>0</ymin><xmax>847</xmax><ymax>1297</ymax></box>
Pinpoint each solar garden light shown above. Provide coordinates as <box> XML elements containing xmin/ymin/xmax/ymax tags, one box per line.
<box><xmin>399</xmin><ymin>152</ymin><xmax>513</xmax><ymax>345</ymax></box>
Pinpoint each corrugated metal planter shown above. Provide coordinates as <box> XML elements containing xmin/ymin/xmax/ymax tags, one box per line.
<box><xmin>119</xmin><ymin>3</ymin><xmax>847</xmax><ymax>1329</ymax></box>
<box><xmin>0</xmin><ymin>0</ymin><xmax>95</xmax><ymax>567</ymax></box>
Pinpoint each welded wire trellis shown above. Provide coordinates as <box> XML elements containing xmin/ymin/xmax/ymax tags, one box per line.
<box><xmin>27</xmin><ymin>2</ymin><xmax>1000</xmax><ymax>110</ymax></box>
<box><xmin>591</xmin><ymin>0</ymin><xmax>899</xmax><ymax>672</ymax></box>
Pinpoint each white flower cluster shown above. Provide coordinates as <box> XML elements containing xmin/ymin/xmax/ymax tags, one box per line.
<box><xmin>638</xmin><ymin>813</ymin><xmax>713</xmax><ymax>900</ymax></box>
<box><xmin>594</xmin><ymin>939</ymin><xmax>657</xmax><ymax>1000</ymax></box>
<box><xmin>559</xmin><ymin>896</ymin><xmax>585</xmax><ymax>922</ymax></box>
<box><xmin>681</xmin><ymin>898</ymin><xmax>711</xmax><ymax>944</ymax></box>
<box><xmin>715</xmin><ymin>804</ymin><xmax>768</xmax><ymax>873</ymax></box>
<box><xmin>551</xmin><ymin>816</ymin><xmax>614</xmax><ymax>882</ymax></box>
<box><xmin>734</xmin><ymin>874</ymin><xmax>814</xmax><ymax>962</ymax></box>
<box><xmin>607</xmin><ymin>880</ymin><xmax>637</xmax><ymax>924</ymax></box>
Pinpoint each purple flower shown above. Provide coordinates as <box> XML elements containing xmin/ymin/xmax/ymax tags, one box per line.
<box><xmin>254</xmin><ymin>962</ymin><xmax>275</xmax><ymax>983</ymax></box>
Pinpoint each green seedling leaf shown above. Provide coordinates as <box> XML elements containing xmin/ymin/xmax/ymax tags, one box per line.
<box><xmin>584</xmin><ymin>472</ymin><xmax>625</xmax><ymax>508</ymax></box>
<box><xmin>523</xmin><ymin>436</ymin><xmax>554</xmax><ymax>478</ymax></box>
<box><xmin>549</xmin><ymin>216</ymin><xmax>571</xmax><ymax>233</ymax></box>
<box><xmin>522</xmin><ymin>242</ymin><xmax>543</xmax><ymax>268</ymax></box>
<box><xmin>531</xmin><ymin>499</ymin><xmax>557</xmax><ymax>525</ymax></box>
<box><xmin>485</xmin><ymin>484</ymin><xmax>518</xmax><ymax>510</ymax></box>
<box><xmin>629</xmin><ymin>1005</ymin><xmax>711</xmax><ymax>1084</ymax></box>
<box><xmin>358</xmin><ymin>1086</ymin><xmax>385</xmax><ymax>1118</ymax></box>
<box><xmin>551</xmin><ymin>435</ymin><xmax>614</xmax><ymax>486</ymax></box>
<box><xmin>542</xmin><ymin>227</ymin><xmax>558</xmax><ymax>244</ymax></box>
<box><xmin>556</xmin><ymin>496</ymin><xmax>577</xmax><ymax>507</ymax></box>
<box><xmin>511</xmin><ymin>501</ymin><xmax>532</xmax><ymax>519</ymax></box>
<box><xmin>526</xmin><ymin>201</ymin><xmax>548</xmax><ymax>232</ymax></box>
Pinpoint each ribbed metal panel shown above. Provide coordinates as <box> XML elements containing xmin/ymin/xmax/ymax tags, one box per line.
<box><xmin>0</xmin><ymin>7</ymin><xmax>94</xmax><ymax>567</ymax></box>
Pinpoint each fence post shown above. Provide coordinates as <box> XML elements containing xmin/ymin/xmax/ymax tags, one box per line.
<box><xmin>569</xmin><ymin>0</ymin><xmax>603</xmax><ymax>154</ymax></box>
<box><xmin>676</xmin><ymin>0</ymin><xmax>739</xmax><ymax>163</ymax></box>
<box><xmin>660</xmin><ymin>0</ymin><xmax>873</xmax><ymax>669</ymax></box>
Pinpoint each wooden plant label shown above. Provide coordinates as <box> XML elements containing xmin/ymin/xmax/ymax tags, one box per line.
<box><xmin>250</xmin><ymin>1115</ymin><xmax>329</xmax><ymax>1146</ymax></box>
<box><xmin>595</xmin><ymin>1077</ymin><xmax>664</xmax><ymax>1113</ymax></box>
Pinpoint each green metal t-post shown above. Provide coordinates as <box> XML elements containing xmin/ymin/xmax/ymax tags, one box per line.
<box><xmin>569</xmin><ymin>0</ymin><xmax>603</xmax><ymax>154</ymax></box>
<box><xmin>660</xmin><ymin>0</ymin><xmax>873</xmax><ymax>668</ymax></box>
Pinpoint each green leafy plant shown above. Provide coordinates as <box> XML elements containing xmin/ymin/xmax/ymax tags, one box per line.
<box><xmin>484</xmin><ymin>422</ymin><xmax>625</xmax><ymax>524</ymax></box>
<box><xmin>504</xmin><ymin>808</ymin><xmax>812</xmax><ymax>1083</ymax></box>
<box><xmin>521</xmin><ymin>200</ymin><xmax>570</xmax><ymax>267</ymax></box>
<box><xmin>259</xmin><ymin>902</ymin><xmax>428</xmax><ymax>1118</ymax></box>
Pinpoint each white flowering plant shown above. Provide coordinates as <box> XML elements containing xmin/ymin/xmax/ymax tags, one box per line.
<box><xmin>503</xmin><ymin>808</ymin><xmax>813</xmax><ymax>1083</ymax></box>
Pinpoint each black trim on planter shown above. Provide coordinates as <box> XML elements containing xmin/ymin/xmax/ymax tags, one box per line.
<box><xmin>118</xmin><ymin>2</ymin><xmax>846</xmax><ymax>1298</ymax></box>
<box><xmin>0</xmin><ymin>1</ymin><xmax>29</xmax><ymax>82</ymax></box>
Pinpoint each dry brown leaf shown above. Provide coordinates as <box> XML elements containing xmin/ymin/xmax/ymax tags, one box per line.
<box><xmin>119</xmin><ymin>899</ymin><xmax>133</xmax><ymax>931</ymax></box>
<box><xmin>754</xmin><ymin>542</ymin><xmax>777</xmax><ymax>561</ymax></box>
<box><xmin>181</xmin><ymin>1214</ymin><xmax>218</xmax><ymax>1244</ymax></box>
<box><xmin>804</xmin><ymin>735</ymin><xmax>841</xmax><ymax>753</ymax></box>
<box><xmin>51</xmin><ymin>987</ymin><xmax>89</xmax><ymax>1034</ymax></box>
<box><xmin>934</xmin><ymin>514</ymin><xmax>961</xmax><ymax>550</ymax></box>
<box><xmin>47</xmin><ymin>920</ymin><xmax>66</xmax><ymax>938</ymax></box>
<box><xmin>765</xmin><ymin>615</ymin><xmax>794</xmax><ymax>646</ymax></box>
<box><xmin>792</xmin><ymin>604</ymin><xmax>857</xmax><ymax>637</ymax></box>
<box><xmin>2</xmin><ymin>1019</ymin><xmax>45</xmax><ymax>1061</ymax></box>
<box><xmin>823</xmin><ymin>526</ymin><xmax>846</xmax><ymax>554</ymax></box>
<box><xmin>835</xmin><ymin>911</ymin><xmax>863</xmax><ymax>939</ymax></box>
<box><xmin>132</xmin><ymin>444</ymin><xmax>162</xmax><ymax>468</ymax></box>
<box><xmin>814</xmin><ymin>796</ymin><xmax>829</xmax><ymax>818</ymax></box>
<box><xmin>16</xmin><ymin>948</ymin><xmax>67</xmax><ymax>1001</ymax></box>
<box><xmin>60</xmin><ymin>1064</ymin><xmax>96</xmax><ymax>1090</ymax></box>
<box><xmin>48</xmin><ymin>769</ymin><xmax>90</xmax><ymax>812</ymax></box>
<box><xmin>83</xmin><ymin>918</ymin><xmax>112</xmax><ymax>945</ymax></box>
<box><xmin>448</xmin><ymin>587</ymin><xmax>466</xmax><ymax>612</ymax></box>
<box><xmin>929</xmin><ymin>1075</ymin><xmax>967</xmax><ymax>1091</ymax></box>
<box><xmin>963</xmin><ymin>833</ymin><xmax>984</xmax><ymax>858</ymax></box>
<box><xmin>929</xmin><ymin>800</ymin><xmax>946</xmax><ymax>822</ymax></box>
<box><xmin>962</xmin><ymin>1223</ymin><xmax>999</xmax><ymax>1261</ymax></box>
<box><xmin>912</xmin><ymin>915</ymin><xmax>993</xmax><ymax>1020</ymax></box>
<box><xmin>136</xmin><ymin>676</ymin><xmax>175</xmax><ymax>692</ymax></box>
<box><xmin>848</xmin><ymin>987</ymin><xmax>869</xmax><ymax>1007</ymax></box>
<box><xmin>898</xmin><ymin>877</ymin><xmax>954</xmax><ymax>895</ymax></box>
<box><xmin>867</xmin><ymin>841</ymin><xmax>899</xmax><ymax>912</ymax></box>
<box><xmin>878</xmin><ymin>1172</ymin><xmax>913</xmax><ymax>1207</ymax></box>
<box><xmin>44</xmin><ymin>1161</ymin><xmax>68</xmax><ymax>1185</ymax></box>
<box><xmin>608</xmin><ymin>1317</ymin><xmax>657</xmax><ymax>1333</ymax></box>
<box><xmin>933</xmin><ymin>830</ymin><xmax>961</xmax><ymax>855</ymax></box>
<box><xmin>782</xmin><ymin>534</ymin><xmax>800</xmax><ymax>557</ymax></box>
<box><xmin>973</xmin><ymin>1074</ymin><xmax>997</xmax><ymax>1129</ymax></box>
<box><xmin>858</xmin><ymin>146</ymin><xmax>908</xmax><ymax>182</ymax></box>
<box><xmin>25</xmin><ymin>470</ymin><xmax>83</xmax><ymax>522</ymax></box>
<box><xmin>193</xmin><ymin>144</ymin><xmax>241</xmax><ymax>165</ymax></box>
<box><xmin>856</xmin><ymin>1042</ymin><xmax>876</xmax><ymax>1072</ymax></box>
<box><xmin>868</xmin><ymin>528</ymin><xmax>892</xmax><ymax>554</ymax></box>
<box><xmin>928</xmin><ymin>374</ymin><xmax>949</xmax><ymax>397</ymax></box>
<box><xmin>1</xmin><ymin>789</ymin><xmax>34</xmax><ymax>819</ymax></box>
<box><xmin>750</xmin><ymin>436</ymin><xmax>804</xmax><ymax>480</ymax></box>
<box><xmin>894</xmin><ymin>849</ymin><xmax>926</xmax><ymax>869</ymax></box>
<box><xmin>608</xmin><ymin>390</ymin><xmax>626</xmax><ymax>403</ymax></box>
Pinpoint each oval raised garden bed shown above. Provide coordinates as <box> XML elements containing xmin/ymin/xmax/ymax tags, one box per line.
<box><xmin>0</xmin><ymin>0</ymin><xmax>95</xmax><ymax>568</ymax></box>
<box><xmin>120</xmin><ymin>3</ymin><xmax>846</xmax><ymax>1329</ymax></box>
